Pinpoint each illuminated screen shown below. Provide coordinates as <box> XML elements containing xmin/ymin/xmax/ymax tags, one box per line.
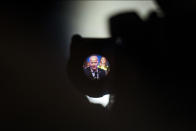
<box><xmin>83</xmin><ymin>54</ymin><xmax>110</xmax><ymax>80</ymax></box>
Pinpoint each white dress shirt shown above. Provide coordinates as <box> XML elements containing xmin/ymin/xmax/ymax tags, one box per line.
<box><xmin>90</xmin><ymin>68</ymin><xmax>99</xmax><ymax>79</ymax></box>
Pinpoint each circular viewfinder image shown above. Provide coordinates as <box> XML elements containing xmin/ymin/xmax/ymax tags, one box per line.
<box><xmin>83</xmin><ymin>54</ymin><xmax>110</xmax><ymax>80</ymax></box>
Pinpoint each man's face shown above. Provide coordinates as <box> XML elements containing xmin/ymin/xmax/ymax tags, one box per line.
<box><xmin>89</xmin><ymin>56</ymin><xmax>98</xmax><ymax>70</ymax></box>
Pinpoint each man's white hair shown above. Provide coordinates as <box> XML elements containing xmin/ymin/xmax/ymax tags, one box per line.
<box><xmin>89</xmin><ymin>55</ymin><xmax>98</xmax><ymax>61</ymax></box>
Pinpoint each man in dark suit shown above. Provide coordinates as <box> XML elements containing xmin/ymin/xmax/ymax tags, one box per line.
<box><xmin>84</xmin><ymin>55</ymin><xmax>106</xmax><ymax>80</ymax></box>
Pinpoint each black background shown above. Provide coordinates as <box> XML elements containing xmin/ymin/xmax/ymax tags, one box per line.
<box><xmin>1</xmin><ymin>1</ymin><xmax>195</xmax><ymax>130</ymax></box>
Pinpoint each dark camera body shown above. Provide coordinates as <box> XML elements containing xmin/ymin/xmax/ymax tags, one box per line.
<box><xmin>67</xmin><ymin>35</ymin><xmax>117</xmax><ymax>97</ymax></box>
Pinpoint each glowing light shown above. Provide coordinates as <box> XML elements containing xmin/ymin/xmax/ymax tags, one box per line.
<box><xmin>86</xmin><ymin>94</ymin><xmax>110</xmax><ymax>107</ymax></box>
<box><xmin>65</xmin><ymin>1</ymin><xmax>161</xmax><ymax>38</ymax></box>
